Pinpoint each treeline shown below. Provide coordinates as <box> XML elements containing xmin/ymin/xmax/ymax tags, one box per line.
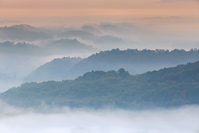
<box><xmin>1</xmin><ymin>61</ymin><xmax>199</xmax><ymax>109</ymax></box>
<box><xmin>25</xmin><ymin>48</ymin><xmax>199</xmax><ymax>82</ymax></box>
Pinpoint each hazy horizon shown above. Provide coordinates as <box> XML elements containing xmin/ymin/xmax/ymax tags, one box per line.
<box><xmin>1</xmin><ymin>0</ymin><xmax>199</xmax><ymax>51</ymax></box>
<box><xmin>0</xmin><ymin>0</ymin><xmax>199</xmax><ymax>26</ymax></box>
<box><xmin>0</xmin><ymin>0</ymin><xmax>199</xmax><ymax>132</ymax></box>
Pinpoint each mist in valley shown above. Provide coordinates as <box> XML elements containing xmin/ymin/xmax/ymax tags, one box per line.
<box><xmin>0</xmin><ymin>102</ymin><xmax>199</xmax><ymax>133</ymax></box>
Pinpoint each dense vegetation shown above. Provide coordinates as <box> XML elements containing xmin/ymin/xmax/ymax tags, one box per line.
<box><xmin>25</xmin><ymin>48</ymin><xmax>199</xmax><ymax>82</ymax></box>
<box><xmin>1</xmin><ymin>61</ymin><xmax>199</xmax><ymax>109</ymax></box>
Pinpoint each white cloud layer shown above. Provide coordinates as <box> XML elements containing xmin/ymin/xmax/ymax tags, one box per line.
<box><xmin>0</xmin><ymin>102</ymin><xmax>199</xmax><ymax>133</ymax></box>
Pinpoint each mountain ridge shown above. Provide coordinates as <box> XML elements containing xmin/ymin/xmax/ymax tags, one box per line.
<box><xmin>2</xmin><ymin>61</ymin><xmax>199</xmax><ymax>109</ymax></box>
<box><xmin>25</xmin><ymin>48</ymin><xmax>199</xmax><ymax>82</ymax></box>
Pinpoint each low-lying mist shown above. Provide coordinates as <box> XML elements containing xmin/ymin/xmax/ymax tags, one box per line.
<box><xmin>0</xmin><ymin>102</ymin><xmax>199</xmax><ymax>133</ymax></box>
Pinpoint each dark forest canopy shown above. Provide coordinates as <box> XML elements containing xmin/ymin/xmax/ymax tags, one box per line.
<box><xmin>1</xmin><ymin>61</ymin><xmax>199</xmax><ymax>109</ymax></box>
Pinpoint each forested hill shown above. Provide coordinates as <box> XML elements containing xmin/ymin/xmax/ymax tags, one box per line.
<box><xmin>134</xmin><ymin>61</ymin><xmax>199</xmax><ymax>83</ymax></box>
<box><xmin>25</xmin><ymin>48</ymin><xmax>199</xmax><ymax>82</ymax></box>
<box><xmin>1</xmin><ymin>61</ymin><xmax>199</xmax><ymax>109</ymax></box>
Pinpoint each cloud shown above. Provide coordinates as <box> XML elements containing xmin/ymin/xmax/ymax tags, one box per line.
<box><xmin>61</xmin><ymin>30</ymin><xmax>98</xmax><ymax>41</ymax></box>
<box><xmin>0</xmin><ymin>104</ymin><xmax>199</xmax><ymax>133</ymax></box>
<box><xmin>93</xmin><ymin>35</ymin><xmax>126</xmax><ymax>50</ymax></box>
<box><xmin>94</xmin><ymin>35</ymin><xmax>124</xmax><ymax>44</ymax></box>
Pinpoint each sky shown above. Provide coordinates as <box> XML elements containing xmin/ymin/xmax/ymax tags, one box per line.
<box><xmin>0</xmin><ymin>0</ymin><xmax>199</xmax><ymax>26</ymax></box>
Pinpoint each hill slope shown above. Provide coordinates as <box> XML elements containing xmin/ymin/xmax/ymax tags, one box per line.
<box><xmin>1</xmin><ymin>61</ymin><xmax>199</xmax><ymax>109</ymax></box>
<box><xmin>26</xmin><ymin>48</ymin><xmax>199</xmax><ymax>82</ymax></box>
<box><xmin>25</xmin><ymin>57</ymin><xmax>82</xmax><ymax>82</ymax></box>
<box><xmin>0</xmin><ymin>24</ymin><xmax>51</xmax><ymax>41</ymax></box>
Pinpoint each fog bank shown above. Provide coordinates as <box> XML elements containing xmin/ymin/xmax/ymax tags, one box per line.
<box><xmin>0</xmin><ymin>103</ymin><xmax>199</xmax><ymax>133</ymax></box>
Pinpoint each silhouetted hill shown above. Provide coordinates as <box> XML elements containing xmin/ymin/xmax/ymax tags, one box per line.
<box><xmin>46</xmin><ymin>39</ymin><xmax>95</xmax><ymax>53</ymax></box>
<box><xmin>0</xmin><ymin>24</ymin><xmax>51</xmax><ymax>41</ymax></box>
<box><xmin>10</xmin><ymin>24</ymin><xmax>35</xmax><ymax>31</ymax></box>
<box><xmin>1</xmin><ymin>61</ymin><xmax>199</xmax><ymax>109</ymax></box>
<box><xmin>0</xmin><ymin>41</ymin><xmax>42</xmax><ymax>55</ymax></box>
<box><xmin>25</xmin><ymin>48</ymin><xmax>199</xmax><ymax>82</ymax></box>
<box><xmin>71</xmin><ymin>48</ymin><xmax>199</xmax><ymax>75</ymax></box>
<box><xmin>0</xmin><ymin>39</ymin><xmax>96</xmax><ymax>56</ymax></box>
<box><xmin>25</xmin><ymin>57</ymin><xmax>82</xmax><ymax>82</ymax></box>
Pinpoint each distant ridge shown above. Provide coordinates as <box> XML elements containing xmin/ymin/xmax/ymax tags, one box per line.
<box><xmin>25</xmin><ymin>48</ymin><xmax>199</xmax><ymax>82</ymax></box>
<box><xmin>0</xmin><ymin>24</ymin><xmax>51</xmax><ymax>41</ymax></box>
<box><xmin>1</xmin><ymin>61</ymin><xmax>199</xmax><ymax>109</ymax></box>
<box><xmin>25</xmin><ymin>57</ymin><xmax>83</xmax><ymax>82</ymax></box>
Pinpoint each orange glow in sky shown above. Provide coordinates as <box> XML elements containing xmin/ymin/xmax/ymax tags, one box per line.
<box><xmin>0</xmin><ymin>0</ymin><xmax>198</xmax><ymax>26</ymax></box>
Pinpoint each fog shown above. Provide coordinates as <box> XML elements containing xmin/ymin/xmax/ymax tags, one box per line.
<box><xmin>0</xmin><ymin>103</ymin><xmax>199</xmax><ymax>133</ymax></box>
<box><xmin>0</xmin><ymin>23</ymin><xmax>198</xmax><ymax>83</ymax></box>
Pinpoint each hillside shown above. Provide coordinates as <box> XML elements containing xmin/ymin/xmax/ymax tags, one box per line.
<box><xmin>1</xmin><ymin>61</ymin><xmax>199</xmax><ymax>109</ymax></box>
<box><xmin>0</xmin><ymin>41</ymin><xmax>42</xmax><ymax>55</ymax></box>
<box><xmin>25</xmin><ymin>57</ymin><xmax>82</xmax><ymax>82</ymax></box>
<box><xmin>45</xmin><ymin>39</ymin><xmax>96</xmax><ymax>54</ymax></box>
<box><xmin>25</xmin><ymin>48</ymin><xmax>199</xmax><ymax>82</ymax></box>
<box><xmin>0</xmin><ymin>24</ymin><xmax>51</xmax><ymax>41</ymax></box>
